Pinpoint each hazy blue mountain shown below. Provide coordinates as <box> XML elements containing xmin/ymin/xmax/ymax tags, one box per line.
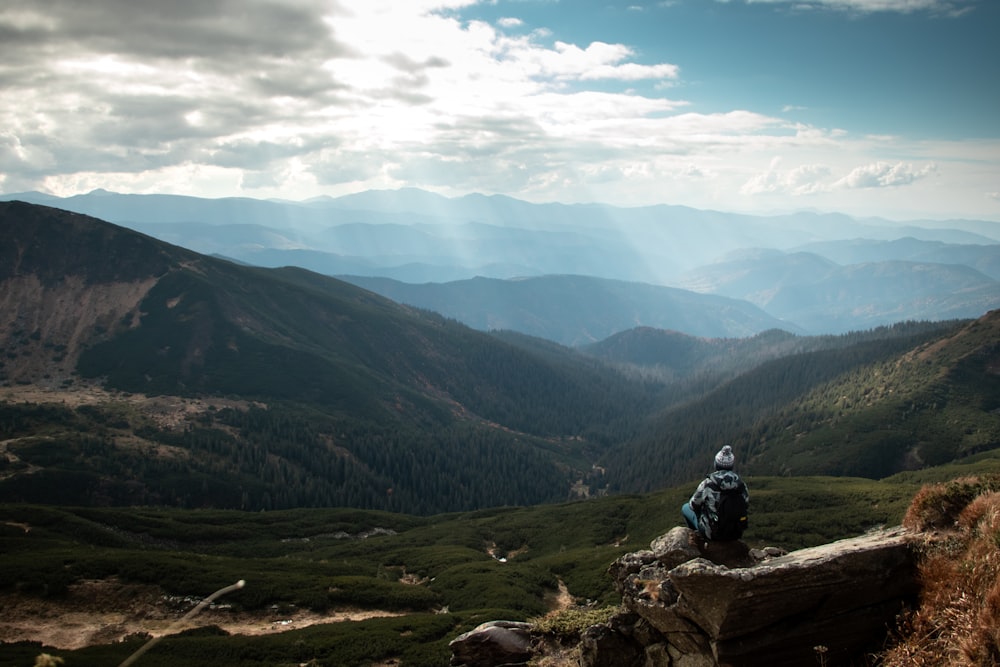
<box><xmin>794</xmin><ymin>237</ymin><xmax>1000</xmax><ymax>280</ymax></box>
<box><xmin>124</xmin><ymin>221</ymin><xmax>312</xmax><ymax>256</ymax></box>
<box><xmin>325</xmin><ymin>189</ymin><xmax>1000</xmax><ymax>244</ymax></box>
<box><xmin>771</xmin><ymin>261</ymin><xmax>1000</xmax><ymax>333</ymax></box>
<box><xmin>4</xmin><ymin>188</ymin><xmax>1000</xmax><ymax>337</ymax></box>
<box><xmin>4</xmin><ymin>189</ymin><xmax>999</xmax><ymax>286</ymax></box>
<box><xmin>678</xmin><ymin>250</ymin><xmax>1000</xmax><ymax>333</ymax></box>
<box><xmin>675</xmin><ymin>250</ymin><xmax>838</xmax><ymax>297</ymax></box>
<box><xmin>340</xmin><ymin>274</ymin><xmax>800</xmax><ymax>345</ymax></box>
<box><xmin>311</xmin><ymin>221</ymin><xmax>663</xmax><ymax>280</ymax></box>
<box><xmin>3</xmin><ymin>189</ymin><xmax>332</xmax><ymax>228</ymax></box>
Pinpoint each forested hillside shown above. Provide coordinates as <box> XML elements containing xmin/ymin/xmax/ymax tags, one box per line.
<box><xmin>598</xmin><ymin>312</ymin><xmax>1000</xmax><ymax>492</ymax></box>
<box><xmin>583</xmin><ymin>321</ymin><xmax>956</xmax><ymax>384</ymax></box>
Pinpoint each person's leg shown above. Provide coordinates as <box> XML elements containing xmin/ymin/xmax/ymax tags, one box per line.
<box><xmin>681</xmin><ymin>503</ymin><xmax>698</xmax><ymax>530</ymax></box>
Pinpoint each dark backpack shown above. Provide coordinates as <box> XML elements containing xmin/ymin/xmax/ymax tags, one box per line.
<box><xmin>707</xmin><ymin>480</ymin><xmax>748</xmax><ymax>541</ymax></box>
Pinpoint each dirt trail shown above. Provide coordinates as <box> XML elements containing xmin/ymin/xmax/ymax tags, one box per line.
<box><xmin>0</xmin><ymin>579</ymin><xmax>404</xmax><ymax>651</ymax></box>
<box><xmin>545</xmin><ymin>579</ymin><xmax>576</xmax><ymax>615</ymax></box>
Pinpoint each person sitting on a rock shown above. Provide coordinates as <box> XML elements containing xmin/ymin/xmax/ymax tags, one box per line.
<box><xmin>681</xmin><ymin>445</ymin><xmax>749</xmax><ymax>541</ymax></box>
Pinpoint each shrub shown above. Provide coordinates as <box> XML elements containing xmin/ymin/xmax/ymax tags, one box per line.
<box><xmin>882</xmin><ymin>483</ymin><xmax>1000</xmax><ymax>666</ymax></box>
<box><xmin>957</xmin><ymin>491</ymin><xmax>1000</xmax><ymax>535</ymax></box>
<box><xmin>530</xmin><ymin>605</ymin><xmax>623</xmax><ymax>638</ymax></box>
<box><xmin>902</xmin><ymin>474</ymin><xmax>1000</xmax><ymax>531</ymax></box>
<box><xmin>326</xmin><ymin>575</ymin><xmax>441</xmax><ymax>611</ymax></box>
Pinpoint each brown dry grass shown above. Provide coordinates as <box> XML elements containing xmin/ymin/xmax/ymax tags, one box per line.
<box><xmin>882</xmin><ymin>484</ymin><xmax>1000</xmax><ymax>666</ymax></box>
<box><xmin>901</xmin><ymin>475</ymin><xmax>997</xmax><ymax>532</ymax></box>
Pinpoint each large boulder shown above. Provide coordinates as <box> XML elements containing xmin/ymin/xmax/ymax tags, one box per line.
<box><xmin>652</xmin><ymin>526</ymin><xmax>755</xmax><ymax>569</ymax></box>
<box><xmin>448</xmin><ymin>620</ymin><xmax>533</xmax><ymax>667</ymax></box>
<box><xmin>611</xmin><ymin>526</ymin><xmax>919</xmax><ymax>667</ymax></box>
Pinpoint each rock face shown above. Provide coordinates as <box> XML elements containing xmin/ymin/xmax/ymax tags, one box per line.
<box><xmin>449</xmin><ymin>620</ymin><xmax>534</xmax><ymax>667</ymax></box>
<box><xmin>610</xmin><ymin>526</ymin><xmax>918</xmax><ymax>667</ymax></box>
<box><xmin>451</xmin><ymin>526</ymin><xmax>920</xmax><ymax>667</ymax></box>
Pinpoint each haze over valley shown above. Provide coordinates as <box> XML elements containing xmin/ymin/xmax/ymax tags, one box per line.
<box><xmin>6</xmin><ymin>188</ymin><xmax>1000</xmax><ymax>341</ymax></box>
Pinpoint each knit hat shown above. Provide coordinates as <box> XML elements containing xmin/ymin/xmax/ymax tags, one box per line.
<box><xmin>714</xmin><ymin>445</ymin><xmax>735</xmax><ymax>470</ymax></box>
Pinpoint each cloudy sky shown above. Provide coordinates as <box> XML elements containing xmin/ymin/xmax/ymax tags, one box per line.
<box><xmin>2</xmin><ymin>0</ymin><xmax>998</xmax><ymax>220</ymax></box>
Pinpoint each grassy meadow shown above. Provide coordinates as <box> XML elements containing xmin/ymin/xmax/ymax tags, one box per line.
<box><xmin>7</xmin><ymin>456</ymin><xmax>1000</xmax><ymax>666</ymax></box>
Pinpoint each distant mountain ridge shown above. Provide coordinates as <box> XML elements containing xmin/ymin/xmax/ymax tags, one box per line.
<box><xmin>676</xmin><ymin>250</ymin><xmax>1000</xmax><ymax>333</ymax></box>
<box><xmin>793</xmin><ymin>237</ymin><xmax>1000</xmax><ymax>279</ymax></box>
<box><xmin>4</xmin><ymin>188</ymin><xmax>998</xmax><ymax>266</ymax></box>
<box><xmin>340</xmin><ymin>274</ymin><xmax>798</xmax><ymax>345</ymax></box>
<box><xmin>3</xmin><ymin>188</ymin><xmax>998</xmax><ymax>337</ymax></box>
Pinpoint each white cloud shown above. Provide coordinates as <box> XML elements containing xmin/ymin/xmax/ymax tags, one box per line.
<box><xmin>502</xmin><ymin>40</ymin><xmax>679</xmax><ymax>82</ymax></box>
<box><xmin>0</xmin><ymin>0</ymin><xmax>995</xmax><ymax>220</ymax></box>
<box><xmin>678</xmin><ymin>164</ymin><xmax>711</xmax><ymax>178</ymax></box>
<box><xmin>741</xmin><ymin>158</ymin><xmax>832</xmax><ymax>195</ymax></box>
<box><xmin>0</xmin><ymin>0</ymin><xmax>685</xmax><ymax>195</ymax></box>
<box><xmin>740</xmin><ymin>155</ymin><xmax>941</xmax><ymax>200</ymax></box>
<box><xmin>741</xmin><ymin>0</ymin><xmax>975</xmax><ymax>14</ymax></box>
<box><xmin>834</xmin><ymin>161</ymin><xmax>936</xmax><ymax>189</ymax></box>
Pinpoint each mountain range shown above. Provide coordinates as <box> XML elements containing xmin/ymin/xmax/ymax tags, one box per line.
<box><xmin>340</xmin><ymin>274</ymin><xmax>795</xmax><ymax>345</ymax></box>
<box><xmin>3</xmin><ymin>188</ymin><xmax>999</xmax><ymax>338</ymax></box>
<box><xmin>0</xmin><ymin>201</ymin><xmax>656</xmax><ymax>512</ymax></box>
<box><xmin>3</xmin><ymin>200</ymin><xmax>1000</xmax><ymax>514</ymax></box>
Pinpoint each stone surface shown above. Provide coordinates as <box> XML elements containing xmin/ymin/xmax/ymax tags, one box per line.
<box><xmin>666</xmin><ymin>642</ymin><xmax>717</xmax><ymax>667</ymax></box>
<box><xmin>650</xmin><ymin>526</ymin><xmax>702</xmax><ymax>569</ymax></box>
<box><xmin>611</xmin><ymin>526</ymin><xmax>919</xmax><ymax>667</ymax></box>
<box><xmin>643</xmin><ymin>642</ymin><xmax>672</xmax><ymax>667</ymax></box>
<box><xmin>669</xmin><ymin>527</ymin><xmax>913</xmax><ymax>635</ymax></box>
<box><xmin>668</xmin><ymin>527</ymin><xmax>918</xmax><ymax>666</ymax></box>
<box><xmin>579</xmin><ymin>622</ymin><xmax>644</xmax><ymax>667</ymax></box>
<box><xmin>651</xmin><ymin>525</ymin><xmax>754</xmax><ymax>569</ymax></box>
<box><xmin>608</xmin><ymin>549</ymin><xmax>657</xmax><ymax>594</ymax></box>
<box><xmin>449</xmin><ymin>620</ymin><xmax>533</xmax><ymax>667</ymax></box>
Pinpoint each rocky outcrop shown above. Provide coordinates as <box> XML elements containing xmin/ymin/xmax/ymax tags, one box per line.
<box><xmin>611</xmin><ymin>526</ymin><xmax>918</xmax><ymax>666</ymax></box>
<box><xmin>451</xmin><ymin>526</ymin><xmax>920</xmax><ymax>667</ymax></box>
<box><xmin>449</xmin><ymin>620</ymin><xmax>534</xmax><ymax>667</ymax></box>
